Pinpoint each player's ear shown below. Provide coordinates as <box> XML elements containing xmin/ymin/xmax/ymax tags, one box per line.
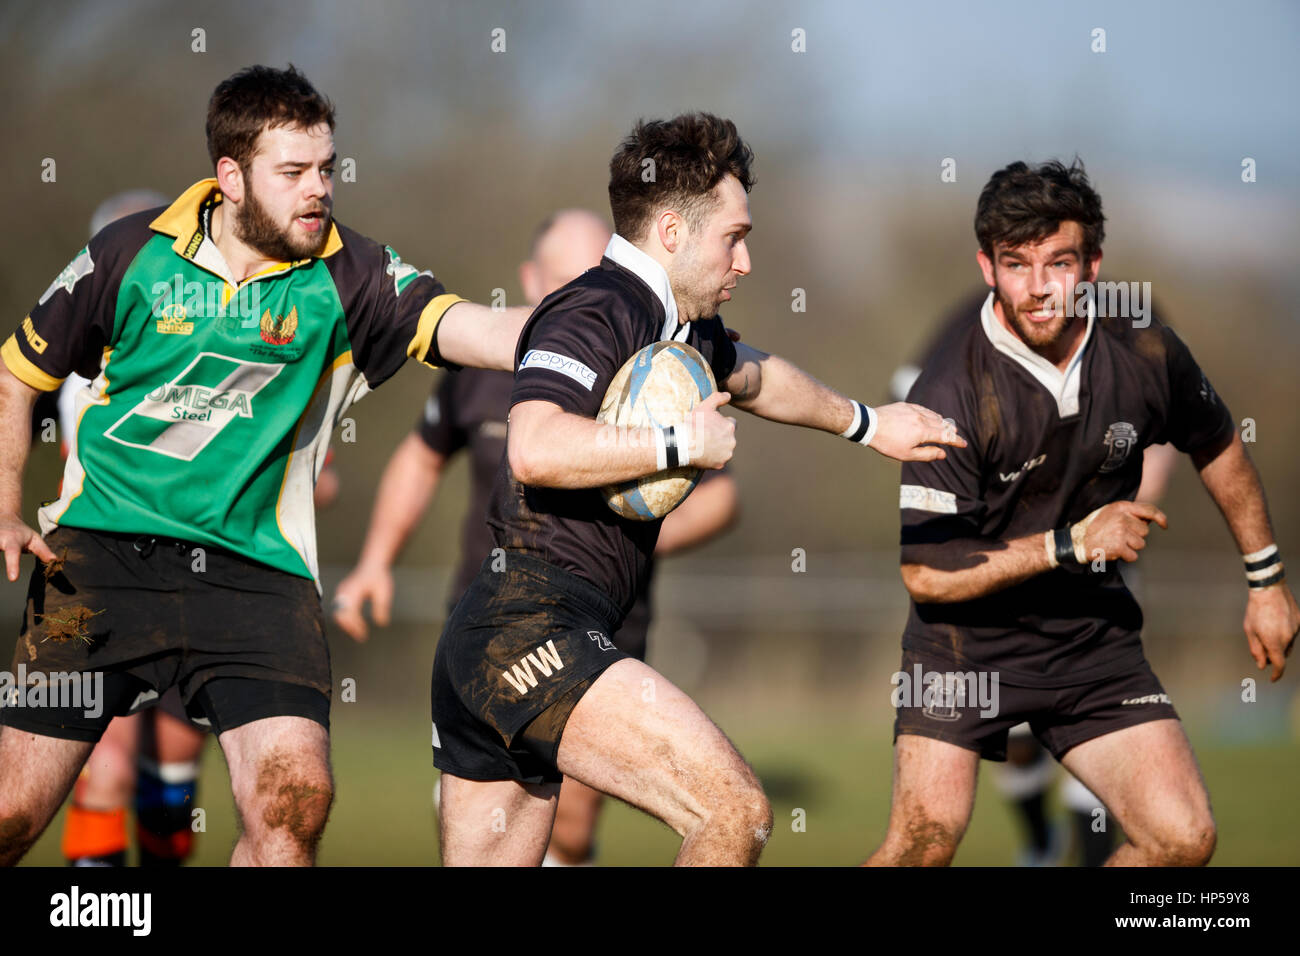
<box><xmin>657</xmin><ymin>210</ymin><xmax>681</xmax><ymax>255</ymax></box>
<box><xmin>216</xmin><ymin>156</ymin><xmax>244</xmax><ymax>204</ymax></box>
<box><xmin>976</xmin><ymin>248</ymin><xmax>995</xmax><ymax>287</ymax></box>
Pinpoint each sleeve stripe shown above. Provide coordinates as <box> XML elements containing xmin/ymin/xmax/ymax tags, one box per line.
<box><xmin>899</xmin><ymin>484</ymin><xmax>958</xmax><ymax>514</ymax></box>
<box><xmin>407</xmin><ymin>294</ymin><xmax>466</xmax><ymax>369</ymax></box>
<box><xmin>1</xmin><ymin>334</ymin><xmax>64</xmax><ymax>391</ymax></box>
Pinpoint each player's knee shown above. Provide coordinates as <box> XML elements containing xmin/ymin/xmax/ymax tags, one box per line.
<box><xmin>706</xmin><ymin>776</ymin><xmax>772</xmax><ymax>853</ymax></box>
<box><xmin>240</xmin><ymin>752</ymin><xmax>334</xmax><ymax>851</ymax></box>
<box><xmin>0</xmin><ymin>813</ymin><xmax>37</xmax><ymax>867</ymax></box>
<box><xmin>887</xmin><ymin>811</ymin><xmax>961</xmax><ymax>866</ymax></box>
<box><xmin>260</xmin><ymin>773</ymin><xmax>333</xmax><ymax>851</ymax></box>
<box><xmin>1156</xmin><ymin>815</ymin><xmax>1216</xmax><ymax>867</ymax></box>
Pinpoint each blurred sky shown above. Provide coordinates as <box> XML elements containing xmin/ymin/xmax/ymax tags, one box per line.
<box><xmin>3</xmin><ymin>0</ymin><xmax>1294</xmax><ymax>268</ymax></box>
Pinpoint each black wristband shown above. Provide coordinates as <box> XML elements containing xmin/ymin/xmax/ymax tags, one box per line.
<box><xmin>664</xmin><ymin>426</ymin><xmax>680</xmax><ymax>469</ymax></box>
<box><xmin>1053</xmin><ymin>527</ymin><xmax>1079</xmax><ymax>567</ymax></box>
<box><xmin>1248</xmin><ymin>568</ymin><xmax>1286</xmax><ymax>589</ymax></box>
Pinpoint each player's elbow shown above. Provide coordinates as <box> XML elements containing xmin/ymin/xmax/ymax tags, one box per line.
<box><xmin>507</xmin><ymin>427</ymin><xmax>559</xmax><ymax>487</ymax></box>
<box><xmin>900</xmin><ymin>564</ymin><xmax>943</xmax><ymax>604</ymax></box>
<box><xmin>507</xmin><ymin>434</ymin><xmax>542</xmax><ymax>485</ymax></box>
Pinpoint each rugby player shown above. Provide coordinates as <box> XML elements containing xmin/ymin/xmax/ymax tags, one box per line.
<box><xmin>431</xmin><ymin>112</ymin><xmax>965</xmax><ymax>866</ymax></box>
<box><xmin>868</xmin><ymin>159</ymin><xmax>1299</xmax><ymax>866</ymax></box>
<box><xmin>0</xmin><ymin>64</ymin><xmax>530</xmax><ymax>866</ymax></box>
<box><xmin>891</xmin><ymin>288</ymin><xmax>1178</xmax><ymax>866</ymax></box>
<box><xmin>333</xmin><ymin>208</ymin><xmax>739</xmax><ymax>865</ymax></box>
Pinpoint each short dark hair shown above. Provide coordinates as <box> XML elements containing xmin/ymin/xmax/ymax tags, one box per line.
<box><xmin>608</xmin><ymin>112</ymin><xmax>754</xmax><ymax>241</ymax></box>
<box><xmin>975</xmin><ymin>159</ymin><xmax>1105</xmax><ymax>263</ymax></box>
<box><xmin>206</xmin><ymin>64</ymin><xmax>335</xmax><ymax>171</ymax></box>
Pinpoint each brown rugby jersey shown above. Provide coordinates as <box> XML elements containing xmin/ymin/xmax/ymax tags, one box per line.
<box><xmin>485</xmin><ymin>236</ymin><xmax>737</xmax><ymax>613</ymax></box>
<box><xmin>900</xmin><ymin>292</ymin><xmax>1235</xmax><ymax>687</ymax></box>
<box><xmin>419</xmin><ymin>367</ymin><xmax>729</xmax><ymax>631</ymax></box>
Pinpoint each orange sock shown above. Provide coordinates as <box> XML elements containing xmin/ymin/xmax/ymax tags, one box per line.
<box><xmin>62</xmin><ymin>805</ymin><xmax>128</xmax><ymax>862</ymax></box>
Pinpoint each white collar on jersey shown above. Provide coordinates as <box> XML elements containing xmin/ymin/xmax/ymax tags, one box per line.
<box><xmin>189</xmin><ymin>202</ymin><xmax>240</xmax><ymax>286</ymax></box>
<box><xmin>980</xmin><ymin>291</ymin><xmax>1095</xmax><ymax>418</ymax></box>
<box><xmin>603</xmin><ymin>234</ymin><xmax>689</xmax><ymax>342</ymax></box>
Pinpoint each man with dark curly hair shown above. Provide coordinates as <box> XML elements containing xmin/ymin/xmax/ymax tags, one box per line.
<box><xmin>868</xmin><ymin>159</ymin><xmax>1298</xmax><ymax>866</ymax></box>
<box><xmin>431</xmin><ymin>112</ymin><xmax>964</xmax><ymax>865</ymax></box>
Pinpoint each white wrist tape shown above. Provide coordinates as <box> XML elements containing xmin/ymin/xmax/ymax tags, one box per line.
<box><xmin>841</xmin><ymin>400</ymin><xmax>878</xmax><ymax>446</ymax></box>
<box><xmin>1244</xmin><ymin>544</ymin><xmax>1285</xmax><ymax>589</ymax></box>
<box><xmin>674</xmin><ymin>421</ymin><xmax>694</xmax><ymax>467</ymax></box>
<box><xmin>1069</xmin><ymin>506</ymin><xmax>1105</xmax><ymax>564</ymax></box>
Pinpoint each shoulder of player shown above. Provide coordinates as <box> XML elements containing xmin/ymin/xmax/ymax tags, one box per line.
<box><xmin>912</xmin><ymin>317</ymin><xmax>983</xmax><ymax>405</ymax></box>
<box><xmin>88</xmin><ymin>206</ymin><xmax>163</xmax><ymax>271</ymax></box>
<box><xmin>322</xmin><ymin>220</ymin><xmax>385</xmax><ymax>274</ymax></box>
<box><xmin>520</xmin><ymin>267</ymin><xmax>641</xmax><ymax>339</ymax></box>
<box><xmin>1090</xmin><ymin>305</ymin><xmax>1176</xmax><ymax>371</ymax></box>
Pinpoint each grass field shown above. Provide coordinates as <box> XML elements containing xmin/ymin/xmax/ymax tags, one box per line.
<box><xmin>22</xmin><ymin>711</ymin><xmax>1300</xmax><ymax>866</ymax></box>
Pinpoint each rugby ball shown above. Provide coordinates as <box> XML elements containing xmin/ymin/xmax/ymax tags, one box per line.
<box><xmin>597</xmin><ymin>342</ymin><xmax>715</xmax><ymax>520</ymax></box>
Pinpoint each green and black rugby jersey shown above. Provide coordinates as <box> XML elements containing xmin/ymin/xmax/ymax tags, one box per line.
<box><xmin>2</xmin><ymin>179</ymin><xmax>465</xmax><ymax>584</ymax></box>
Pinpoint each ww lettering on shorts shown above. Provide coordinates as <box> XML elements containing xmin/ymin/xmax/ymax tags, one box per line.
<box><xmin>500</xmin><ymin>640</ymin><xmax>565</xmax><ymax>694</ymax></box>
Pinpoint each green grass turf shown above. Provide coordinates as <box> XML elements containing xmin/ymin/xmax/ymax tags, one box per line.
<box><xmin>21</xmin><ymin>714</ymin><xmax>1299</xmax><ymax>866</ymax></box>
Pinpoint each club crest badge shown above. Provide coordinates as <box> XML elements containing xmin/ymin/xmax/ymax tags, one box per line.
<box><xmin>259</xmin><ymin>306</ymin><xmax>298</xmax><ymax>345</ymax></box>
<box><xmin>1100</xmin><ymin>421</ymin><xmax>1138</xmax><ymax>473</ymax></box>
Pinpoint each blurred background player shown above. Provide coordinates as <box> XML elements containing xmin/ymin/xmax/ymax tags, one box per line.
<box><xmin>332</xmin><ymin>209</ymin><xmax>740</xmax><ymax>865</ymax></box>
<box><xmin>890</xmin><ymin>288</ymin><xmax>1178</xmax><ymax>866</ymax></box>
<box><xmin>53</xmin><ymin>190</ymin><xmax>345</xmax><ymax>867</ymax></box>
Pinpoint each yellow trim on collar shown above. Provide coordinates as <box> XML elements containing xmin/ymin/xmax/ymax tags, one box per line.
<box><xmin>150</xmin><ymin>178</ymin><xmax>343</xmax><ymax>260</ymax></box>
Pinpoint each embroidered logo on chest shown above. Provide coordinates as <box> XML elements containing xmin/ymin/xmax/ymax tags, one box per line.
<box><xmin>1099</xmin><ymin>421</ymin><xmax>1138</xmax><ymax>473</ymax></box>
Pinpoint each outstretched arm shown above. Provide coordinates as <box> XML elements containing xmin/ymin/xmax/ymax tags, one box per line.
<box><xmin>1193</xmin><ymin>431</ymin><xmax>1299</xmax><ymax>681</ymax></box>
<box><xmin>0</xmin><ymin>364</ymin><xmax>57</xmax><ymax>581</ymax></box>
<box><xmin>435</xmin><ymin>302</ymin><xmax>532</xmax><ymax>372</ymax></box>
<box><xmin>721</xmin><ymin>342</ymin><xmax>966</xmax><ymax>462</ymax></box>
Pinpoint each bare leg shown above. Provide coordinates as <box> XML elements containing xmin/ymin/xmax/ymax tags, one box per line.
<box><xmin>76</xmin><ymin>712</ymin><xmax>141</xmax><ymax>809</ymax></box>
<box><xmin>546</xmin><ymin>777</ymin><xmax>603</xmax><ymax>864</ymax></box>
<box><xmin>556</xmin><ymin>659</ymin><xmax>772</xmax><ymax>866</ymax></box>
<box><xmin>439</xmin><ymin>776</ymin><xmax>559</xmax><ymax>866</ymax></box>
<box><xmin>1060</xmin><ymin>719</ymin><xmax>1215</xmax><ymax>866</ymax></box>
<box><xmin>0</xmin><ymin>726</ymin><xmax>95</xmax><ymax>865</ymax></box>
<box><xmin>865</xmin><ymin>734</ymin><xmax>979</xmax><ymax>866</ymax></box>
<box><xmin>219</xmin><ymin>716</ymin><xmax>333</xmax><ymax>866</ymax></box>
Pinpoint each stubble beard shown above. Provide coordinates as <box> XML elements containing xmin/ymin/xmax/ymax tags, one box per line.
<box><xmin>994</xmin><ymin>283</ymin><xmax>1076</xmax><ymax>352</ymax></box>
<box><xmin>669</xmin><ymin>238</ymin><xmax>724</xmax><ymax>322</ymax></box>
